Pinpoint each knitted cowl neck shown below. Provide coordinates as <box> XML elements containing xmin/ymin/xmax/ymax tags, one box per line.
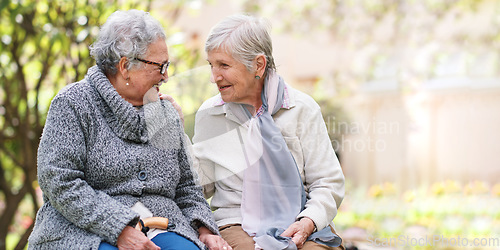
<box><xmin>86</xmin><ymin>65</ymin><xmax>149</xmax><ymax>143</ymax></box>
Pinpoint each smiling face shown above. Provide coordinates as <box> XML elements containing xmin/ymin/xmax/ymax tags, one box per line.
<box><xmin>120</xmin><ymin>38</ymin><xmax>169</xmax><ymax>106</ymax></box>
<box><xmin>207</xmin><ymin>48</ymin><xmax>263</xmax><ymax>108</ymax></box>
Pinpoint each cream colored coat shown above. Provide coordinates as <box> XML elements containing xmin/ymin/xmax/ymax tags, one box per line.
<box><xmin>191</xmin><ymin>84</ymin><xmax>345</xmax><ymax>231</ymax></box>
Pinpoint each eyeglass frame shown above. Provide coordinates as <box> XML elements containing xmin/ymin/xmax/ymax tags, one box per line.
<box><xmin>134</xmin><ymin>58</ymin><xmax>170</xmax><ymax>75</ymax></box>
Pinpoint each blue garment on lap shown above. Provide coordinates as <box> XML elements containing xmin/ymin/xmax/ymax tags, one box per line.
<box><xmin>98</xmin><ymin>232</ymin><xmax>199</xmax><ymax>250</ymax></box>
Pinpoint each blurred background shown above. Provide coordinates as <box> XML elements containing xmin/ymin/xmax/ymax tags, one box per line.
<box><xmin>1</xmin><ymin>0</ymin><xmax>499</xmax><ymax>249</ymax></box>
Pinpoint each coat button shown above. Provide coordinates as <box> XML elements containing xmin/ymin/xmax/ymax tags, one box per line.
<box><xmin>138</xmin><ymin>170</ymin><xmax>147</xmax><ymax>181</ymax></box>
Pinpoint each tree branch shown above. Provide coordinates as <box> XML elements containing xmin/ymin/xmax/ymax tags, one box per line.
<box><xmin>34</xmin><ymin>40</ymin><xmax>54</xmax><ymax>133</ymax></box>
<box><xmin>0</xmin><ymin>184</ymin><xmax>28</xmax><ymax>247</ymax></box>
<box><xmin>13</xmin><ymin>221</ymin><xmax>33</xmax><ymax>250</ymax></box>
<box><xmin>0</xmin><ymin>161</ymin><xmax>12</xmax><ymax>197</ymax></box>
<box><xmin>0</xmin><ymin>143</ymin><xmax>23</xmax><ymax>168</ymax></box>
<box><xmin>14</xmin><ymin>176</ymin><xmax>38</xmax><ymax>250</ymax></box>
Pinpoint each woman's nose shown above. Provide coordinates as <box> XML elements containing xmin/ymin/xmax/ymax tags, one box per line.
<box><xmin>210</xmin><ymin>73</ymin><xmax>215</xmax><ymax>83</ymax></box>
<box><xmin>161</xmin><ymin>71</ymin><xmax>169</xmax><ymax>82</ymax></box>
<box><xmin>210</xmin><ymin>69</ymin><xmax>222</xmax><ymax>83</ymax></box>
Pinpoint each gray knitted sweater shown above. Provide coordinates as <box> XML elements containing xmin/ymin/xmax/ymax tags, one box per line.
<box><xmin>28</xmin><ymin>66</ymin><xmax>218</xmax><ymax>249</ymax></box>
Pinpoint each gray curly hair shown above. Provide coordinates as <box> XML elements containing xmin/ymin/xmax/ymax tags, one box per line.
<box><xmin>205</xmin><ymin>14</ymin><xmax>276</xmax><ymax>75</ymax></box>
<box><xmin>89</xmin><ymin>10</ymin><xmax>166</xmax><ymax>75</ymax></box>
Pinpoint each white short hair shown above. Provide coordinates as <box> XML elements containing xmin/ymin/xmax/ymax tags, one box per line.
<box><xmin>205</xmin><ymin>14</ymin><xmax>276</xmax><ymax>74</ymax></box>
<box><xmin>89</xmin><ymin>10</ymin><xmax>166</xmax><ymax>75</ymax></box>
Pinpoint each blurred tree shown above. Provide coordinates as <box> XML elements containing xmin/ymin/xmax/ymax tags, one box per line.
<box><xmin>239</xmin><ymin>0</ymin><xmax>493</xmax><ymax>84</ymax></box>
<box><xmin>0</xmin><ymin>0</ymin><xmax>199</xmax><ymax>249</ymax></box>
<box><xmin>238</xmin><ymin>0</ymin><xmax>494</xmax><ymax>142</ymax></box>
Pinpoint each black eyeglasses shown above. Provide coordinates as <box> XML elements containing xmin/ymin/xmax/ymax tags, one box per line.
<box><xmin>134</xmin><ymin>58</ymin><xmax>170</xmax><ymax>75</ymax></box>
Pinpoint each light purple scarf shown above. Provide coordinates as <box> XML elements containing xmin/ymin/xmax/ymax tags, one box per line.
<box><xmin>239</xmin><ymin>71</ymin><xmax>341</xmax><ymax>249</ymax></box>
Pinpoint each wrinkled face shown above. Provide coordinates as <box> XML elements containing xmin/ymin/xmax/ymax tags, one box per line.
<box><xmin>207</xmin><ymin>48</ymin><xmax>259</xmax><ymax>105</ymax></box>
<box><xmin>127</xmin><ymin>38</ymin><xmax>169</xmax><ymax>105</ymax></box>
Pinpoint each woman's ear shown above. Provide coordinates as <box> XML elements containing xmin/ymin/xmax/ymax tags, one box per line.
<box><xmin>118</xmin><ymin>57</ymin><xmax>130</xmax><ymax>80</ymax></box>
<box><xmin>255</xmin><ymin>55</ymin><xmax>267</xmax><ymax>78</ymax></box>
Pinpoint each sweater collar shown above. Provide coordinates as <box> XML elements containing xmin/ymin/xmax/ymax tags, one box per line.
<box><xmin>86</xmin><ymin>66</ymin><xmax>149</xmax><ymax>143</ymax></box>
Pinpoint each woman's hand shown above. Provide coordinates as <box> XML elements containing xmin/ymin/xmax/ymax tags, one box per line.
<box><xmin>116</xmin><ymin>226</ymin><xmax>160</xmax><ymax>250</ymax></box>
<box><xmin>280</xmin><ymin>217</ymin><xmax>316</xmax><ymax>249</ymax></box>
<box><xmin>199</xmin><ymin>226</ymin><xmax>233</xmax><ymax>250</ymax></box>
<box><xmin>159</xmin><ymin>93</ymin><xmax>184</xmax><ymax>126</ymax></box>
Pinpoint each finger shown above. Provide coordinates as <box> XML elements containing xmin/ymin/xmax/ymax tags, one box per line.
<box><xmin>213</xmin><ymin>235</ymin><xmax>232</xmax><ymax>250</ymax></box>
<box><xmin>292</xmin><ymin>233</ymin><xmax>308</xmax><ymax>249</ymax></box>
<box><xmin>221</xmin><ymin>239</ymin><xmax>233</xmax><ymax>250</ymax></box>
<box><xmin>160</xmin><ymin>94</ymin><xmax>182</xmax><ymax>110</ymax></box>
<box><xmin>281</xmin><ymin>222</ymin><xmax>299</xmax><ymax>237</ymax></box>
<box><xmin>217</xmin><ymin>244</ymin><xmax>230</xmax><ymax>250</ymax></box>
<box><xmin>164</xmin><ymin>96</ymin><xmax>182</xmax><ymax>111</ymax></box>
<box><xmin>291</xmin><ymin>237</ymin><xmax>301</xmax><ymax>248</ymax></box>
<box><xmin>158</xmin><ymin>94</ymin><xmax>184</xmax><ymax>121</ymax></box>
<box><xmin>280</xmin><ymin>228</ymin><xmax>294</xmax><ymax>237</ymax></box>
<box><xmin>159</xmin><ymin>93</ymin><xmax>173</xmax><ymax>101</ymax></box>
<box><xmin>145</xmin><ymin>240</ymin><xmax>160</xmax><ymax>250</ymax></box>
<box><xmin>202</xmin><ymin>235</ymin><xmax>217</xmax><ymax>250</ymax></box>
<box><xmin>217</xmin><ymin>239</ymin><xmax>229</xmax><ymax>250</ymax></box>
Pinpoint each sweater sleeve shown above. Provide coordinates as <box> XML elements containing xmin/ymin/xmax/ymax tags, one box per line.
<box><xmin>37</xmin><ymin>96</ymin><xmax>139</xmax><ymax>245</ymax></box>
<box><xmin>296</xmin><ymin>105</ymin><xmax>345</xmax><ymax>231</ymax></box>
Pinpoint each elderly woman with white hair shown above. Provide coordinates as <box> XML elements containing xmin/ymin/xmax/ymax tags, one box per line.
<box><xmin>191</xmin><ymin>14</ymin><xmax>345</xmax><ymax>250</ymax></box>
<box><xmin>28</xmin><ymin>10</ymin><xmax>231</xmax><ymax>250</ymax></box>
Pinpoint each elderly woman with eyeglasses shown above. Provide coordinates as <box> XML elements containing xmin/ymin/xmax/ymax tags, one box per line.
<box><xmin>28</xmin><ymin>10</ymin><xmax>230</xmax><ymax>250</ymax></box>
<box><xmin>191</xmin><ymin>15</ymin><xmax>345</xmax><ymax>249</ymax></box>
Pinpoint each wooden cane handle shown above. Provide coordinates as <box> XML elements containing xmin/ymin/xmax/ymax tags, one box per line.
<box><xmin>135</xmin><ymin>217</ymin><xmax>169</xmax><ymax>230</ymax></box>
